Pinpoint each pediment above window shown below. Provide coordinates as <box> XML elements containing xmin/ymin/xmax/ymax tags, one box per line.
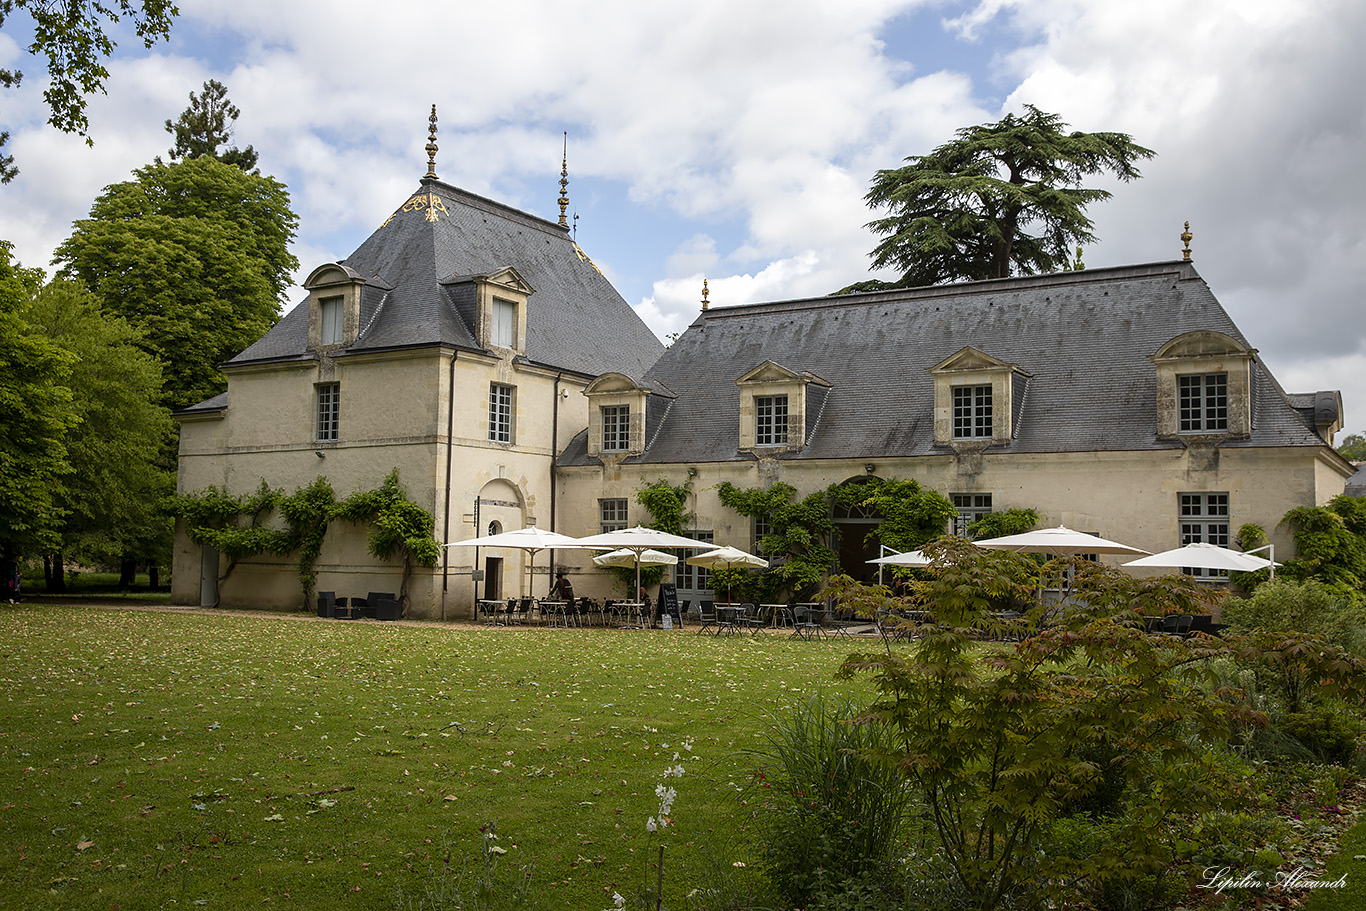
<box><xmin>585</xmin><ymin>373</ymin><xmax>649</xmax><ymax>396</ymax></box>
<box><xmin>1151</xmin><ymin>331</ymin><xmax>1254</xmax><ymax>362</ymax></box>
<box><xmin>930</xmin><ymin>346</ymin><xmax>1016</xmax><ymax>375</ymax></box>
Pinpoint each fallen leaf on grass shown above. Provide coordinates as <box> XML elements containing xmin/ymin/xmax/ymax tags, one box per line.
<box><xmin>76</xmin><ymin>840</ymin><xmax>94</xmax><ymax>851</ymax></box>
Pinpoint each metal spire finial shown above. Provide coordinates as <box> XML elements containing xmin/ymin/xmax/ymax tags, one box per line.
<box><xmin>558</xmin><ymin>132</ymin><xmax>570</xmax><ymax>227</ymax></box>
<box><xmin>701</xmin><ymin>278</ymin><xmax>710</xmax><ymax>311</ymax></box>
<box><xmin>424</xmin><ymin>105</ymin><xmax>439</xmax><ymax>179</ymax></box>
<box><xmin>1180</xmin><ymin>221</ymin><xmax>1193</xmax><ymax>261</ymax></box>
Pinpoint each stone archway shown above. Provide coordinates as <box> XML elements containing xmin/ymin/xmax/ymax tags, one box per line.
<box><xmin>474</xmin><ymin>479</ymin><xmax>529</xmax><ymax>597</ymax></box>
<box><xmin>831</xmin><ymin>477</ymin><xmax>883</xmax><ymax>585</ymax></box>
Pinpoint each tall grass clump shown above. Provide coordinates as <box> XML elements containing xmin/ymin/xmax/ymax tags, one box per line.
<box><xmin>750</xmin><ymin>692</ymin><xmax>913</xmax><ymax>908</ymax></box>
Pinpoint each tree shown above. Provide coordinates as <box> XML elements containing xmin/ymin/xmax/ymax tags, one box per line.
<box><xmin>0</xmin><ymin>0</ymin><xmax>178</xmax><ymax>183</ymax></box>
<box><xmin>21</xmin><ymin>275</ymin><xmax>173</xmax><ymax>579</ymax></box>
<box><xmin>849</xmin><ymin>106</ymin><xmax>1154</xmax><ymax>290</ymax></box>
<box><xmin>163</xmin><ymin>79</ymin><xmax>258</xmax><ymax>171</ymax></box>
<box><xmin>53</xmin><ymin>156</ymin><xmax>299</xmax><ymax>409</ymax></box>
<box><xmin>1336</xmin><ymin>432</ymin><xmax>1366</xmax><ymax>462</ymax></box>
<box><xmin>0</xmin><ymin>242</ymin><xmax>80</xmax><ymax>558</ymax></box>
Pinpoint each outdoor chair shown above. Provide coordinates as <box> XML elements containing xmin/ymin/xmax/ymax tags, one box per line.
<box><xmin>696</xmin><ymin>600</ymin><xmax>717</xmax><ymax>635</ymax></box>
<box><xmin>791</xmin><ymin>605</ymin><xmax>826</xmax><ymax>641</ymax></box>
<box><xmin>514</xmin><ymin>597</ymin><xmax>534</xmax><ymax>625</ymax></box>
<box><xmin>316</xmin><ymin>591</ymin><xmax>337</xmax><ymax>618</ymax></box>
<box><xmin>744</xmin><ymin>603</ymin><xmax>772</xmax><ymax>636</ymax></box>
<box><xmin>375</xmin><ymin>597</ymin><xmax>402</xmax><ymax>621</ymax></box>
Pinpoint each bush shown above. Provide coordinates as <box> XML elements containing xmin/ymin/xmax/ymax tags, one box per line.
<box><xmin>1280</xmin><ymin>706</ymin><xmax>1362</xmax><ymax>766</ymax></box>
<box><xmin>751</xmin><ymin>693</ymin><xmax>913</xmax><ymax>908</ymax></box>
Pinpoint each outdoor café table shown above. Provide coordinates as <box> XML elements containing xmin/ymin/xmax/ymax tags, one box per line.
<box><xmin>715</xmin><ymin>605</ymin><xmax>743</xmax><ymax>635</ymax></box>
<box><xmin>539</xmin><ymin>600</ymin><xmax>570</xmax><ymax>627</ymax></box>
<box><xmin>477</xmin><ymin>600</ymin><xmax>503</xmax><ymax>625</ymax></box>
<box><xmin>615</xmin><ymin>601</ymin><xmax>645</xmax><ymax>628</ymax></box>
<box><xmin>761</xmin><ymin>604</ymin><xmax>793</xmax><ymax>630</ymax></box>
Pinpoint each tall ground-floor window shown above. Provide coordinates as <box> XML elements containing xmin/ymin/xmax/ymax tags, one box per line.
<box><xmin>951</xmin><ymin>493</ymin><xmax>992</xmax><ymax>536</ymax></box>
<box><xmin>1180</xmin><ymin>492</ymin><xmax>1229</xmax><ymax>577</ymax></box>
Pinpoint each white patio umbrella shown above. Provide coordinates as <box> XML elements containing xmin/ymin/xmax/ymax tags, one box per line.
<box><xmin>868</xmin><ymin>550</ymin><xmax>933</xmax><ymax>566</ymax></box>
<box><xmin>1123</xmin><ymin>542</ymin><xmax>1277</xmax><ymax>578</ymax></box>
<box><xmin>444</xmin><ymin>525</ymin><xmax>584</xmax><ymax>596</ymax></box>
<box><xmin>593</xmin><ymin>548</ymin><xmax>678</xmax><ymax>568</ymax></box>
<box><xmin>973</xmin><ymin>525</ymin><xmax>1149</xmax><ymax>558</ymax></box>
<box><xmin>572</xmin><ymin>526</ymin><xmax>717</xmax><ymax>599</ymax></box>
<box><xmin>686</xmin><ymin>546</ymin><xmax>769</xmax><ymax>605</ymax></box>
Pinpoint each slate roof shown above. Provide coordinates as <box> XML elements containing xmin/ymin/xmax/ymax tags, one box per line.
<box><xmin>224</xmin><ymin>178</ymin><xmax>664</xmax><ymax>379</ymax></box>
<box><xmin>559</xmin><ymin>261</ymin><xmax>1335</xmax><ymax>466</ymax></box>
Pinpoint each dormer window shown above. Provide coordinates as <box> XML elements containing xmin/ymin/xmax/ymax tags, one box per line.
<box><xmin>1178</xmin><ymin>374</ymin><xmax>1228</xmax><ymax>432</ymax></box>
<box><xmin>755</xmin><ymin>395</ymin><xmax>789</xmax><ymax>446</ymax></box>
<box><xmin>319</xmin><ymin>296</ymin><xmax>344</xmax><ymax>346</ymax></box>
<box><xmin>304</xmin><ymin>263</ymin><xmax>367</xmax><ymax>351</ymax></box>
<box><xmin>930</xmin><ymin>347</ymin><xmax>1027</xmax><ymax>446</ymax></box>
<box><xmin>602</xmin><ymin>405</ymin><xmax>630</xmax><ymax>451</ymax></box>
<box><xmin>1151</xmin><ymin>332</ymin><xmax>1254</xmax><ymax>439</ymax></box>
<box><xmin>492</xmin><ymin>298</ymin><xmax>517</xmax><ymax>349</ymax></box>
<box><xmin>735</xmin><ymin>361</ymin><xmax>825</xmax><ymax>454</ymax></box>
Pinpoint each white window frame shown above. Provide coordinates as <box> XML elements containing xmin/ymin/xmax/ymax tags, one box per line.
<box><xmin>319</xmin><ymin>296</ymin><xmax>344</xmax><ymax>346</ymax></box>
<box><xmin>489</xmin><ymin>383</ymin><xmax>513</xmax><ymax>444</ymax></box>
<box><xmin>952</xmin><ymin>385</ymin><xmax>993</xmax><ymax>439</ymax></box>
<box><xmin>316</xmin><ymin>382</ymin><xmax>340</xmax><ymax>442</ymax></box>
<box><xmin>1180</xmin><ymin>492</ymin><xmax>1230</xmax><ymax>577</ymax></box>
<box><xmin>1178</xmin><ymin>373</ymin><xmax>1228</xmax><ymax>433</ymax></box>
<box><xmin>755</xmin><ymin>394</ymin><xmax>789</xmax><ymax>446</ymax></box>
<box><xmin>951</xmin><ymin>493</ymin><xmax>992</xmax><ymax>537</ymax></box>
<box><xmin>492</xmin><ymin>298</ymin><xmax>517</xmax><ymax>348</ymax></box>
<box><xmin>600</xmin><ymin>498</ymin><xmax>628</xmax><ymax>533</ymax></box>
<box><xmin>601</xmin><ymin>405</ymin><xmax>630</xmax><ymax>452</ymax></box>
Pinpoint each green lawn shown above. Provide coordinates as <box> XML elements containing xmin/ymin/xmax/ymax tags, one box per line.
<box><xmin>0</xmin><ymin>605</ymin><xmax>872</xmax><ymax>910</ymax></box>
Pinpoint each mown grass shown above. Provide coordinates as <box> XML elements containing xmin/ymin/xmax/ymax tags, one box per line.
<box><xmin>0</xmin><ymin>605</ymin><xmax>874</xmax><ymax>910</ymax></box>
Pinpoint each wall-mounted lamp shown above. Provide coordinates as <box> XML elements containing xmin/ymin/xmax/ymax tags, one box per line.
<box><xmin>864</xmin><ymin>463</ymin><xmax>876</xmax><ymax>474</ymax></box>
<box><xmin>687</xmin><ymin>467</ymin><xmax>697</xmax><ymax>477</ymax></box>
<box><xmin>316</xmin><ymin>450</ymin><xmax>325</xmax><ymax>459</ymax></box>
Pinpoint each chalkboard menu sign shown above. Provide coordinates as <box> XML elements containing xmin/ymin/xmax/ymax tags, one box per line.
<box><xmin>657</xmin><ymin>583</ymin><xmax>683</xmax><ymax>629</ymax></box>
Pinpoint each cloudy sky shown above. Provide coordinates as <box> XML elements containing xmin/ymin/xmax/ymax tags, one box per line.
<box><xmin>3</xmin><ymin>0</ymin><xmax>1364</xmax><ymax>431</ymax></box>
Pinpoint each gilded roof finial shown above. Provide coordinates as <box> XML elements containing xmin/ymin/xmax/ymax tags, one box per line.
<box><xmin>1180</xmin><ymin>221</ymin><xmax>1193</xmax><ymax>261</ymax></box>
<box><xmin>558</xmin><ymin>132</ymin><xmax>570</xmax><ymax>228</ymax></box>
<box><xmin>424</xmin><ymin>105</ymin><xmax>439</xmax><ymax>180</ymax></box>
<box><xmin>701</xmin><ymin>278</ymin><xmax>710</xmax><ymax>311</ymax></box>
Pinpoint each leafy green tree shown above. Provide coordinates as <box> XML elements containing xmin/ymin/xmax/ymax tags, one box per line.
<box><xmin>162</xmin><ymin>78</ymin><xmax>258</xmax><ymax>171</ymax></box>
<box><xmin>21</xmin><ymin>275</ymin><xmax>173</xmax><ymax>577</ymax></box>
<box><xmin>53</xmin><ymin>156</ymin><xmax>298</xmax><ymax>409</ymax></box>
<box><xmin>835</xmin><ymin>536</ymin><xmax>1366</xmax><ymax>911</ymax></box>
<box><xmin>1336</xmin><ymin>432</ymin><xmax>1366</xmax><ymax>462</ymax></box>
<box><xmin>1278</xmin><ymin>496</ymin><xmax>1366</xmax><ymax>595</ymax></box>
<box><xmin>0</xmin><ymin>242</ymin><xmax>78</xmax><ymax>557</ymax></box>
<box><xmin>717</xmin><ymin>480</ymin><xmax>838</xmax><ymax>601</ymax></box>
<box><xmin>964</xmin><ymin>506</ymin><xmax>1039</xmax><ymax>540</ymax></box>
<box><xmin>849</xmin><ymin>106</ymin><xmax>1154</xmax><ymax>290</ymax></box>
<box><xmin>847</xmin><ymin>477</ymin><xmax>956</xmax><ymax>552</ymax></box>
<box><xmin>0</xmin><ymin>0</ymin><xmax>178</xmax><ymax>182</ymax></box>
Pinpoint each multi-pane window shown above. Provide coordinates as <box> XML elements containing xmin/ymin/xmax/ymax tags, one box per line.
<box><xmin>319</xmin><ymin>296</ymin><xmax>343</xmax><ymax>346</ymax></box>
<box><xmin>755</xmin><ymin>395</ymin><xmax>789</xmax><ymax>445</ymax></box>
<box><xmin>951</xmin><ymin>493</ymin><xmax>992</xmax><ymax>537</ymax></box>
<box><xmin>316</xmin><ymin>383</ymin><xmax>340</xmax><ymax>442</ymax></box>
<box><xmin>601</xmin><ymin>405</ymin><xmax>630</xmax><ymax>452</ymax></box>
<box><xmin>599</xmin><ymin>498</ymin><xmax>628</xmax><ymax>533</ymax></box>
<box><xmin>753</xmin><ymin>515</ymin><xmax>773</xmax><ymax>555</ymax></box>
<box><xmin>1180</xmin><ymin>492</ymin><xmax>1230</xmax><ymax>577</ymax></box>
<box><xmin>492</xmin><ymin>299</ymin><xmax>517</xmax><ymax>348</ymax></box>
<box><xmin>952</xmin><ymin>385</ymin><xmax>993</xmax><ymax>439</ymax></box>
<box><xmin>677</xmin><ymin>530</ymin><xmax>715</xmax><ymax>593</ymax></box>
<box><xmin>1178</xmin><ymin>373</ymin><xmax>1228</xmax><ymax>432</ymax></box>
<box><xmin>489</xmin><ymin>383</ymin><xmax>513</xmax><ymax>444</ymax></box>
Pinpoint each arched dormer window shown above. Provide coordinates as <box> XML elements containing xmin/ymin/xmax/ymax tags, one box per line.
<box><xmin>305</xmin><ymin>263</ymin><xmax>367</xmax><ymax>351</ymax></box>
<box><xmin>1150</xmin><ymin>331</ymin><xmax>1256</xmax><ymax>438</ymax></box>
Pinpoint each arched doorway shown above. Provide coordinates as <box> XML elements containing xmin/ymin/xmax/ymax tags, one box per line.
<box><xmin>474</xmin><ymin>479</ymin><xmax>527</xmax><ymax>599</ymax></box>
<box><xmin>831</xmin><ymin>477</ymin><xmax>882</xmax><ymax>584</ymax></box>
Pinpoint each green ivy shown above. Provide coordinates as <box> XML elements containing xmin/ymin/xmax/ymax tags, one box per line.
<box><xmin>605</xmin><ymin>479</ymin><xmax>695</xmax><ymax>595</ymax></box>
<box><xmin>169</xmin><ymin>469</ymin><xmax>438</xmax><ymax>609</ymax></box>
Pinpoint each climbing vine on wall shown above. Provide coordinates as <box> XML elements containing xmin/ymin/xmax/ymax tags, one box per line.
<box><xmin>169</xmin><ymin>469</ymin><xmax>439</xmax><ymax>608</ymax></box>
<box><xmin>604</xmin><ymin>479</ymin><xmax>696</xmax><ymax>595</ymax></box>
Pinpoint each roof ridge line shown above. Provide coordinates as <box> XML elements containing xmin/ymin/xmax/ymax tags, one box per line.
<box><xmin>421</xmin><ymin>177</ymin><xmax>571</xmax><ymax>237</ymax></box>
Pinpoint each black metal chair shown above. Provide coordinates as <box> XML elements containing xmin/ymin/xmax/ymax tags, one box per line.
<box><xmin>696</xmin><ymin>600</ymin><xmax>717</xmax><ymax>635</ymax></box>
<box><xmin>791</xmin><ymin>605</ymin><xmax>826</xmax><ymax>641</ymax></box>
<box><xmin>744</xmin><ymin>603</ymin><xmax>772</xmax><ymax>636</ymax></box>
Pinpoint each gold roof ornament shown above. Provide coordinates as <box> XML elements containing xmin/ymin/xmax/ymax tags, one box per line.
<box><xmin>701</xmin><ymin>278</ymin><xmax>709</xmax><ymax>311</ymax></box>
<box><xmin>558</xmin><ymin>132</ymin><xmax>570</xmax><ymax>228</ymax></box>
<box><xmin>424</xmin><ymin>105</ymin><xmax>439</xmax><ymax>179</ymax></box>
<box><xmin>1181</xmin><ymin>221</ymin><xmax>1193</xmax><ymax>261</ymax></box>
